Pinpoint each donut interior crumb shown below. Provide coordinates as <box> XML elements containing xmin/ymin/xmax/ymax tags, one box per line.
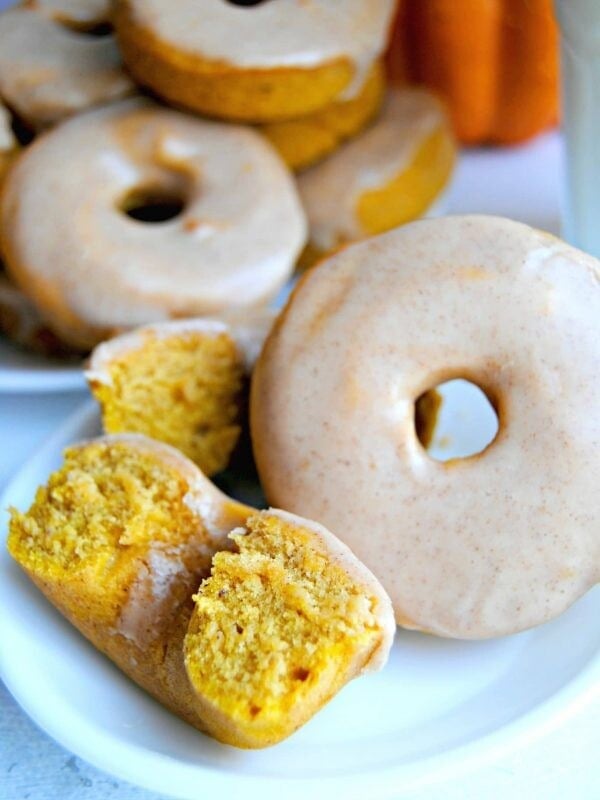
<box><xmin>90</xmin><ymin>330</ymin><xmax>245</xmax><ymax>476</ymax></box>
<box><xmin>184</xmin><ymin>511</ymin><xmax>383</xmax><ymax>740</ymax></box>
<box><xmin>8</xmin><ymin>440</ymin><xmax>207</xmax><ymax>625</ymax></box>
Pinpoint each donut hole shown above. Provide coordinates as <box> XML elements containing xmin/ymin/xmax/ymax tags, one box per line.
<box><xmin>225</xmin><ymin>0</ymin><xmax>270</xmax><ymax>6</ymax></box>
<box><xmin>56</xmin><ymin>19</ymin><xmax>114</xmax><ymax>38</ymax></box>
<box><xmin>120</xmin><ymin>187</ymin><xmax>187</xmax><ymax>224</ymax></box>
<box><xmin>415</xmin><ymin>379</ymin><xmax>499</xmax><ymax>462</ymax></box>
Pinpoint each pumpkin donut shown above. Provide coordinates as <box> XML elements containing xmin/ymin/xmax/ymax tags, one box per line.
<box><xmin>260</xmin><ymin>61</ymin><xmax>385</xmax><ymax>172</ymax></box>
<box><xmin>8</xmin><ymin>434</ymin><xmax>394</xmax><ymax>748</ymax></box>
<box><xmin>251</xmin><ymin>216</ymin><xmax>600</xmax><ymax>639</ymax></box>
<box><xmin>114</xmin><ymin>0</ymin><xmax>396</xmax><ymax>122</ymax></box>
<box><xmin>86</xmin><ymin>313</ymin><xmax>275</xmax><ymax>476</ymax></box>
<box><xmin>297</xmin><ymin>88</ymin><xmax>455</xmax><ymax>262</ymax></box>
<box><xmin>0</xmin><ymin>0</ymin><xmax>135</xmax><ymax>130</ymax></box>
<box><xmin>0</xmin><ymin>98</ymin><xmax>306</xmax><ymax>350</ymax></box>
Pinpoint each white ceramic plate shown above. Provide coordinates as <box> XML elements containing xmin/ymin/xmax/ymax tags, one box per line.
<box><xmin>1</xmin><ymin>400</ymin><xmax>598</xmax><ymax>800</ymax></box>
<box><xmin>0</xmin><ymin>337</ymin><xmax>85</xmax><ymax>393</ymax></box>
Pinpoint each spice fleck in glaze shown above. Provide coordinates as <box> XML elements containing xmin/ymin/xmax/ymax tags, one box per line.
<box><xmin>251</xmin><ymin>215</ymin><xmax>600</xmax><ymax>639</ymax></box>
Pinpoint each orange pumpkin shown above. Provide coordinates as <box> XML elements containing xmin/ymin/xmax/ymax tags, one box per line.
<box><xmin>387</xmin><ymin>0</ymin><xmax>559</xmax><ymax>145</ymax></box>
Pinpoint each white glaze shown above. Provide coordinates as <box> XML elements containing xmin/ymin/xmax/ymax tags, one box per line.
<box><xmin>0</xmin><ymin>99</ymin><xmax>305</xmax><ymax>346</ymax></box>
<box><xmin>126</xmin><ymin>0</ymin><xmax>396</xmax><ymax>99</ymax></box>
<box><xmin>117</xmin><ymin>550</ymin><xmax>185</xmax><ymax>647</ymax></box>
<box><xmin>298</xmin><ymin>89</ymin><xmax>452</xmax><ymax>251</ymax></box>
<box><xmin>251</xmin><ymin>216</ymin><xmax>600</xmax><ymax>639</ymax></box>
<box><xmin>0</xmin><ymin>2</ymin><xmax>134</xmax><ymax>128</ymax></box>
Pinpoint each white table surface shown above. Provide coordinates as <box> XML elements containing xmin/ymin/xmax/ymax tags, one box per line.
<box><xmin>0</xmin><ymin>132</ymin><xmax>598</xmax><ymax>799</ymax></box>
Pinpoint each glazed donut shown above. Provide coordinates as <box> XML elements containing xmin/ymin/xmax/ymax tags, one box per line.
<box><xmin>298</xmin><ymin>88</ymin><xmax>455</xmax><ymax>258</ymax></box>
<box><xmin>0</xmin><ymin>0</ymin><xmax>135</xmax><ymax>129</ymax></box>
<box><xmin>115</xmin><ymin>0</ymin><xmax>396</xmax><ymax>122</ymax></box>
<box><xmin>260</xmin><ymin>61</ymin><xmax>385</xmax><ymax>172</ymax></box>
<box><xmin>9</xmin><ymin>435</ymin><xmax>394</xmax><ymax>748</ymax></box>
<box><xmin>0</xmin><ymin>98</ymin><xmax>306</xmax><ymax>349</ymax></box>
<box><xmin>251</xmin><ymin>216</ymin><xmax>600</xmax><ymax>639</ymax></box>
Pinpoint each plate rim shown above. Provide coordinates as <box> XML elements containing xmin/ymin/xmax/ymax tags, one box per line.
<box><xmin>0</xmin><ymin>359</ymin><xmax>85</xmax><ymax>393</ymax></box>
<box><xmin>1</xmin><ymin>401</ymin><xmax>599</xmax><ymax>799</ymax></box>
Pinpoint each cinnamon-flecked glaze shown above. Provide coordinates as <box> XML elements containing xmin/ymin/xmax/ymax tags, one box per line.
<box><xmin>251</xmin><ymin>216</ymin><xmax>600</xmax><ymax>638</ymax></box>
<box><xmin>119</xmin><ymin>0</ymin><xmax>395</xmax><ymax>99</ymax></box>
<box><xmin>115</xmin><ymin>0</ymin><xmax>396</xmax><ymax>122</ymax></box>
<box><xmin>0</xmin><ymin>0</ymin><xmax>134</xmax><ymax>129</ymax></box>
<box><xmin>0</xmin><ymin>98</ymin><xmax>306</xmax><ymax>349</ymax></box>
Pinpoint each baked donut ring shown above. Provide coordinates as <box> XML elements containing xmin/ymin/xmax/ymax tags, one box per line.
<box><xmin>0</xmin><ymin>98</ymin><xmax>306</xmax><ymax>349</ymax></box>
<box><xmin>9</xmin><ymin>435</ymin><xmax>394</xmax><ymax>748</ymax></box>
<box><xmin>251</xmin><ymin>216</ymin><xmax>600</xmax><ymax>639</ymax></box>
<box><xmin>297</xmin><ymin>88</ymin><xmax>455</xmax><ymax>260</ymax></box>
<box><xmin>0</xmin><ymin>0</ymin><xmax>135</xmax><ymax>129</ymax></box>
<box><xmin>115</xmin><ymin>0</ymin><xmax>396</xmax><ymax>122</ymax></box>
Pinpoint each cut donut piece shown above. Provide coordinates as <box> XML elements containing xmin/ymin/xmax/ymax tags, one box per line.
<box><xmin>185</xmin><ymin>508</ymin><xmax>395</xmax><ymax>748</ymax></box>
<box><xmin>7</xmin><ymin>435</ymin><xmax>254</xmax><ymax>729</ymax></box>
<box><xmin>8</xmin><ymin>435</ymin><xmax>394</xmax><ymax>747</ymax></box>
<box><xmin>86</xmin><ymin>314</ymin><xmax>274</xmax><ymax>476</ymax></box>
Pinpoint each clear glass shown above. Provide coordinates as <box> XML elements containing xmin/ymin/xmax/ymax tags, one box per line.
<box><xmin>555</xmin><ymin>0</ymin><xmax>600</xmax><ymax>257</ymax></box>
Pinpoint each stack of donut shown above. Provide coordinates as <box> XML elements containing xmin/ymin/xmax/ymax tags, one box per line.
<box><xmin>0</xmin><ymin>0</ymin><xmax>457</xmax><ymax>353</ymax></box>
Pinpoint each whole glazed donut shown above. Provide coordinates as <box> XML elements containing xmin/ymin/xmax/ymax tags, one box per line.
<box><xmin>251</xmin><ymin>215</ymin><xmax>600</xmax><ymax>639</ymax></box>
<box><xmin>0</xmin><ymin>0</ymin><xmax>135</xmax><ymax>129</ymax></box>
<box><xmin>0</xmin><ymin>98</ymin><xmax>306</xmax><ymax>349</ymax></box>
<box><xmin>115</xmin><ymin>0</ymin><xmax>396</xmax><ymax>122</ymax></box>
<box><xmin>298</xmin><ymin>88</ymin><xmax>455</xmax><ymax>258</ymax></box>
